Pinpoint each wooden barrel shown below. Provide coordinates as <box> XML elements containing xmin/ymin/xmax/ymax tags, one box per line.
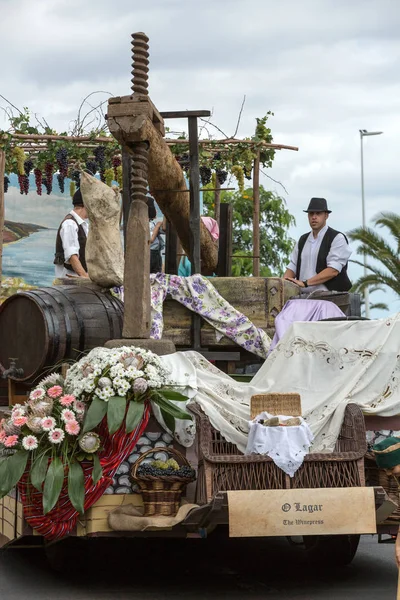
<box><xmin>0</xmin><ymin>286</ymin><xmax>123</xmax><ymax>382</ymax></box>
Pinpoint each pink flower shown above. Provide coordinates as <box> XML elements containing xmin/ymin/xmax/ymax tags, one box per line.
<box><xmin>4</xmin><ymin>435</ymin><xmax>19</xmax><ymax>448</ymax></box>
<box><xmin>65</xmin><ymin>420</ymin><xmax>80</xmax><ymax>436</ymax></box>
<box><xmin>41</xmin><ymin>417</ymin><xmax>56</xmax><ymax>431</ymax></box>
<box><xmin>59</xmin><ymin>394</ymin><xmax>76</xmax><ymax>407</ymax></box>
<box><xmin>48</xmin><ymin>428</ymin><xmax>65</xmax><ymax>444</ymax></box>
<box><xmin>0</xmin><ymin>430</ymin><xmax>7</xmax><ymax>442</ymax></box>
<box><xmin>73</xmin><ymin>400</ymin><xmax>86</xmax><ymax>413</ymax></box>
<box><xmin>22</xmin><ymin>435</ymin><xmax>38</xmax><ymax>451</ymax></box>
<box><xmin>29</xmin><ymin>388</ymin><xmax>45</xmax><ymax>401</ymax></box>
<box><xmin>61</xmin><ymin>409</ymin><xmax>75</xmax><ymax>422</ymax></box>
<box><xmin>12</xmin><ymin>416</ymin><xmax>28</xmax><ymax>427</ymax></box>
<box><xmin>47</xmin><ymin>385</ymin><xmax>63</xmax><ymax>399</ymax></box>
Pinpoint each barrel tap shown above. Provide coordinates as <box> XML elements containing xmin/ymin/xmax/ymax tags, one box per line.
<box><xmin>1</xmin><ymin>358</ymin><xmax>24</xmax><ymax>379</ymax></box>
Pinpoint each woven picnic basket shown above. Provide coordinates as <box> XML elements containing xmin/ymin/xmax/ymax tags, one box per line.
<box><xmin>131</xmin><ymin>447</ymin><xmax>195</xmax><ymax>517</ymax></box>
<box><xmin>250</xmin><ymin>393</ymin><xmax>302</xmax><ymax>419</ymax></box>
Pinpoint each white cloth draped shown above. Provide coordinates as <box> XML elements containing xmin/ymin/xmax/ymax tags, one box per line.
<box><xmin>245</xmin><ymin>413</ymin><xmax>314</xmax><ymax>477</ymax></box>
<box><xmin>159</xmin><ymin>313</ymin><xmax>400</xmax><ymax>454</ymax></box>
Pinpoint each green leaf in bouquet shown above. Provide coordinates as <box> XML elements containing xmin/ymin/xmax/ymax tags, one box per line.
<box><xmin>92</xmin><ymin>453</ymin><xmax>103</xmax><ymax>485</ymax></box>
<box><xmin>157</xmin><ymin>389</ymin><xmax>188</xmax><ymax>402</ymax></box>
<box><xmin>82</xmin><ymin>397</ymin><xmax>108</xmax><ymax>434</ymax></box>
<box><xmin>68</xmin><ymin>461</ymin><xmax>85</xmax><ymax>514</ymax></box>
<box><xmin>125</xmin><ymin>401</ymin><xmax>145</xmax><ymax>434</ymax></box>
<box><xmin>30</xmin><ymin>451</ymin><xmax>50</xmax><ymax>492</ymax></box>
<box><xmin>160</xmin><ymin>409</ymin><xmax>175</xmax><ymax>435</ymax></box>
<box><xmin>43</xmin><ymin>457</ymin><xmax>65</xmax><ymax>515</ymax></box>
<box><xmin>153</xmin><ymin>396</ymin><xmax>192</xmax><ymax>421</ymax></box>
<box><xmin>107</xmin><ymin>396</ymin><xmax>127</xmax><ymax>435</ymax></box>
<box><xmin>0</xmin><ymin>450</ymin><xmax>29</xmax><ymax>499</ymax></box>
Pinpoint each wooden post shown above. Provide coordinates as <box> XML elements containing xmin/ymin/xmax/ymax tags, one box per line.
<box><xmin>0</xmin><ymin>150</ymin><xmax>5</xmax><ymax>292</ymax></box>
<box><xmin>122</xmin><ymin>150</ymin><xmax>131</xmax><ymax>252</ymax></box>
<box><xmin>216</xmin><ymin>203</ymin><xmax>233</xmax><ymax>277</ymax></box>
<box><xmin>188</xmin><ymin>115</ymin><xmax>201</xmax><ymax>350</ymax></box>
<box><xmin>214</xmin><ymin>175</ymin><xmax>221</xmax><ymax>224</ymax></box>
<box><xmin>165</xmin><ymin>220</ymin><xmax>178</xmax><ymax>274</ymax></box>
<box><xmin>252</xmin><ymin>150</ymin><xmax>260</xmax><ymax>277</ymax></box>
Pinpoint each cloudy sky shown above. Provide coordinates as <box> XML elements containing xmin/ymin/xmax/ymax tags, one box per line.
<box><xmin>1</xmin><ymin>0</ymin><xmax>399</xmax><ymax>315</ymax></box>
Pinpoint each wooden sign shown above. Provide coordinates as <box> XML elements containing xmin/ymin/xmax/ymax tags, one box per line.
<box><xmin>228</xmin><ymin>487</ymin><xmax>376</xmax><ymax>538</ymax></box>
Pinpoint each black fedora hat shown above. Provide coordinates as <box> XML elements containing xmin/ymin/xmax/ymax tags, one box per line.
<box><xmin>303</xmin><ymin>197</ymin><xmax>331</xmax><ymax>213</ymax></box>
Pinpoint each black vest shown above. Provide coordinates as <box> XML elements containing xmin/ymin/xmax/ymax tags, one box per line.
<box><xmin>54</xmin><ymin>214</ymin><xmax>87</xmax><ymax>272</ymax></box>
<box><xmin>295</xmin><ymin>227</ymin><xmax>352</xmax><ymax>292</ymax></box>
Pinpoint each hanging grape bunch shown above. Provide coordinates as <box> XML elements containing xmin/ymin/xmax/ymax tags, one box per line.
<box><xmin>34</xmin><ymin>169</ymin><xmax>43</xmax><ymax>196</ymax></box>
<box><xmin>57</xmin><ymin>173</ymin><xmax>65</xmax><ymax>194</ymax></box>
<box><xmin>112</xmin><ymin>156</ymin><xmax>121</xmax><ymax>181</ymax></box>
<box><xmin>44</xmin><ymin>163</ymin><xmax>54</xmax><ymax>195</ymax></box>
<box><xmin>243</xmin><ymin>167</ymin><xmax>252</xmax><ymax>180</ymax></box>
<box><xmin>216</xmin><ymin>168</ymin><xmax>228</xmax><ymax>185</ymax></box>
<box><xmin>199</xmin><ymin>166</ymin><xmax>212</xmax><ymax>186</ymax></box>
<box><xmin>94</xmin><ymin>145</ymin><xmax>106</xmax><ymax>182</ymax></box>
<box><xmin>3</xmin><ymin>176</ymin><xmax>10</xmax><ymax>193</ymax></box>
<box><xmin>42</xmin><ymin>178</ymin><xmax>50</xmax><ymax>194</ymax></box>
<box><xmin>85</xmin><ymin>160</ymin><xmax>97</xmax><ymax>176</ymax></box>
<box><xmin>21</xmin><ymin>158</ymin><xmax>33</xmax><ymax>194</ymax></box>
<box><xmin>179</xmin><ymin>154</ymin><xmax>190</xmax><ymax>172</ymax></box>
<box><xmin>71</xmin><ymin>170</ymin><xmax>81</xmax><ymax>189</ymax></box>
<box><xmin>56</xmin><ymin>148</ymin><xmax>68</xmax><ymax>178</ymax></box>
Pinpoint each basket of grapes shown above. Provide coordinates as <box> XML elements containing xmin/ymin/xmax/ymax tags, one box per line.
<box><xmin>131</xmin><ymin>447</ymin><xmax>196</xmax><ymax>517</ymax></box>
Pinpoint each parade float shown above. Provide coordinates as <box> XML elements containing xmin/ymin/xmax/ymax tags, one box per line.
<box><xmin>0</xmin><ymin>32</ymin><xmax>398</xmax><ymax>569</ymax></box>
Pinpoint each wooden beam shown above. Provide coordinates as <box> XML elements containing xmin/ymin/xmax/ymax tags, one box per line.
<box><xmin>216</xmin><ymin>203</ymin><xmax>233</xmax><ymax>277</ymax></box>
<box><xmin>252</xmin><ymin>150</ymin><xmax>260</xmax><ymax>277</ymax></box>
<box><xmin>188</xmin><ymin>115</ymin><xmax>202</xmax><ymax>351</ymax></box>
<box><xmin>122</xmin><ymin>150</ymin><xmax>132</xmax><ymax>252</ymax></box>
<box><xmin>214</xmin><ymin>175</ymin><xmax>221</xmax><ymax>224</ymax></box>
<box><xmin>165</xmin><ymin>139</ymin><xmax>299</xmax><ymax>151</ymax></box>
<box><xmin>160</xmin><ymin>110</ymin><xmax>211</xmax><ymax>119</ymax></box>
<box><xmin>165</xmin><ymin>220</ymin><xmax>178</xmax><ymax>274</ymax></box>
<box><xmin>0</xmin><ymin>150</ymin><xmax>5</xmax><ymax>292</ymax></box>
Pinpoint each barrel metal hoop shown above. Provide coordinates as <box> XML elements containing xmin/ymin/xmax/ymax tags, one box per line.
<box><xmin>89</xmin><ymin>289</ymin><xmax>117</xmax><ymax>340</ymax></box>
<box><xmin>108</xmin><ymin>294</ymin><xmax>124</xmax><ymax>332</ymax></box>
<box><xmin>44</xmin><ymin>288</ymin><xmax>73</xmax><ymax>357</ymax></box>
<box><xmin>24</xmin><ymin>290</ymin><xmax>59</xmax><ymax>369</ymax></box>
<box><xmin>53</xmin><ymin>286</ymin><xmax>86</xmax><ymax>352</ymax></box>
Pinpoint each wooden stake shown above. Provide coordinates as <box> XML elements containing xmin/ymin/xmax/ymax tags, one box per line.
<box><xmin>252</xmin><ymin>150</ymin><xmax>260</xmax><ymax>277</ymax></box>
<box><xmin>214</xmin><ymin>174</ymin><xmax>221</xmax><ymax>224</ymax></box>
<box><xmin>0</xmin><ymin>150</ymin><xmax>5</xmax><ymax>293</ymax></box>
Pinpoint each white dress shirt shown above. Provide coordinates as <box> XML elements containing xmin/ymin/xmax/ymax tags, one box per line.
<box><xmin>287</xmin><ymin>225</ymin><xmax>352</xmax><ymax>292</ymax></box>
<box><xmin>54</xmin><ymin>210</ymin><xmax>89</xmax><ymax>278</ymax></box>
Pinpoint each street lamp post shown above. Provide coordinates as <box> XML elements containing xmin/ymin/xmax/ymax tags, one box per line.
<box><xmin>359</xmin><ymin>129</ymin><xmax>383</xmax><ymax>318</ymax></box>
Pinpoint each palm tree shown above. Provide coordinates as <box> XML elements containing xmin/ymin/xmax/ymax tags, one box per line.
<box><xmin>348</xmin><ymin>211</ymin><xmax>400</xmax><ymax>297</ymax></box>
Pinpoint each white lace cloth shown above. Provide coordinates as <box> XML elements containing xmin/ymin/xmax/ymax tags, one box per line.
<box><xmin>245</xmin><ymin>413</ymin><xmax>314</xmax><ymax>477</ymax></box>
<box><xmin>158</xmin><ymin>312</ymin><xmax>400</xmax><ymax>454</ymax></box>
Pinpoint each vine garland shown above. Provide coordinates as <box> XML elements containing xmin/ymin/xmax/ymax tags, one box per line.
<box><xmin>1</xmin><ymin>108</ymin><xmax>277</xmax><ymax>197</ymax></box>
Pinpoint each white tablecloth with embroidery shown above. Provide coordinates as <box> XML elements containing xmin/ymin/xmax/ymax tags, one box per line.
<box><xmin>157</xmin><ymin>313</ymin><xmax>400</xmax><ymax>454</ymax></box>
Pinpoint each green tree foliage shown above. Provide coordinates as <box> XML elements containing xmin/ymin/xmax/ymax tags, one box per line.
<box><xmin>203</xmin><ymin>186</ymin><xmax>296</xmax><ymax>277</ymax></box>
<box><xmin>348</xmin><ymin>211</ymin><xmax>400</xmax><ymax>297</ymax></box>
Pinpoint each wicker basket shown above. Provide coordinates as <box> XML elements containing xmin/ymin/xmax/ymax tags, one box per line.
<box><xmin>250</xmin><ymin>393</ymin><xmax>302</xmax><ymax>419</ymax></box>
<box><xmin>365</xmin><ymin>451</ymin><xmax>400</xmax><ymax>522</ymax></box>
<box><xmin>131</xmin><ymin>447</ymin><xmax>195</xmax><ymax>517</ymax></box>
<box><xmin>191</xmin><ymin>402</ymin><xmax>367</xmax><ymax>504</ymax></box>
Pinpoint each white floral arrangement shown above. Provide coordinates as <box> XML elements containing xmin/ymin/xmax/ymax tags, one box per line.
<box><xmin>0</xmin><ymin>346</ymin><xmax>190</xmax><ymax>515</ymax></box>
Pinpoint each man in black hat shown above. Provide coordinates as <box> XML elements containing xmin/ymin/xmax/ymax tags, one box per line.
<box><xmin>54</xmin><ymin>189</ymin><xmax>89</xmax><ymax>278</ymax></box>
<box><xmin>283</xmin><ymin>197</ymin><xmax>352</xmax><ymax>292</ymax></box>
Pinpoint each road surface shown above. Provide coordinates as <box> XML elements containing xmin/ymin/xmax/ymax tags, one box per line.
<box><xmin>0</xmin><ymin>534</ymin><xmax>397</xmax><ymax>599</ymax></box>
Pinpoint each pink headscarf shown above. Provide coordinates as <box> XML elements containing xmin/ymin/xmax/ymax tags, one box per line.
<box><xmin>201</xmin><ymin>216</ymin><xmax>219</xmax><ymax>241</ymax></box>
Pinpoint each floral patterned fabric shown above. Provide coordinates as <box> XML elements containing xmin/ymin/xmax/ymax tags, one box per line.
<box><xmin>114</xmin><ymin>275</ymin><xmax>271</xmax><ymax>358</ymax></box>
<box><xmin>149</xmin><ymin>273</ymin><xmax>271</xmax><ymax>358</ymax></box>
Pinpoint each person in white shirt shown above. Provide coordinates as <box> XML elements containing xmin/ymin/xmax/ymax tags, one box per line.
<box><xmin>283</xmin><ymin>197</ymin><xmax>352</xmax><ymax>293</ymax></box>
<box><xmin>54</xmin><ymin>190</ymin><xmax>89</xmax><ymax>278</ymax></box>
